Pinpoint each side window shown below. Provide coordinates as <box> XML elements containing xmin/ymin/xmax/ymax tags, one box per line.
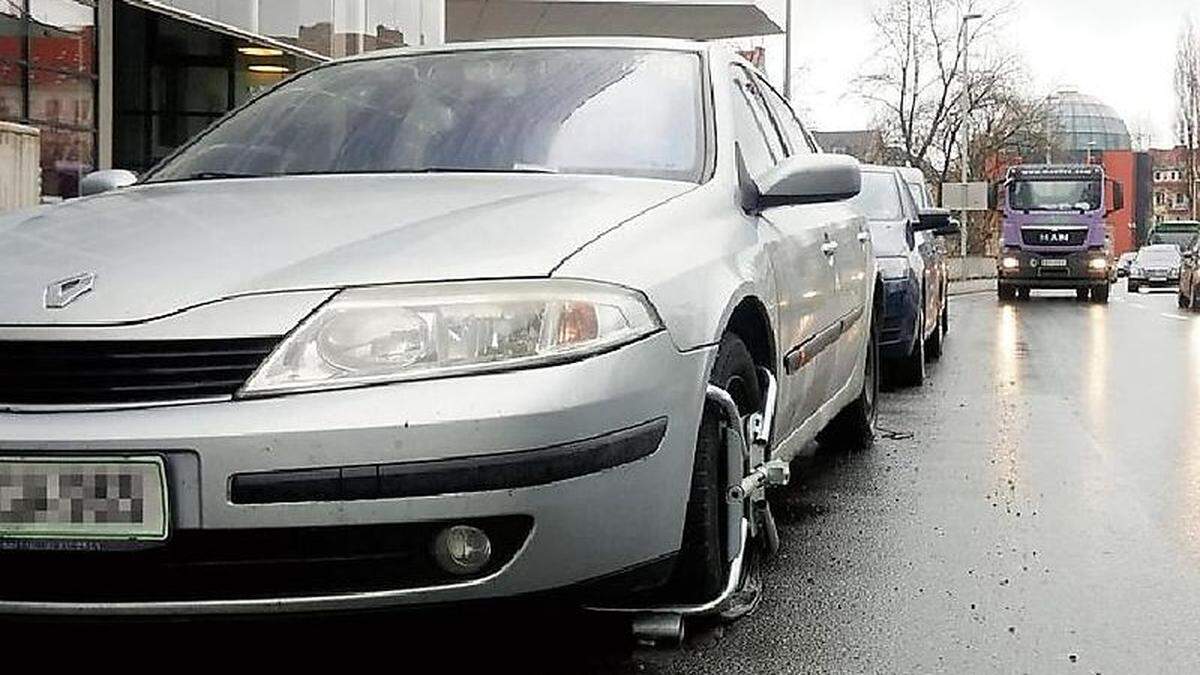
<box><xmin>729</xmin><ymin>66</ymin><xmax>784</xmax><ymax>175</ymax></box>
<box><xmin>756</xmin><ymin>77</ymin><xmax>816</xmax><ymax>156</ymax></box>
<box><xmin>898</xmin><ymin>175</ymin><xmax>919</xmax><ymax>221</ymax></box>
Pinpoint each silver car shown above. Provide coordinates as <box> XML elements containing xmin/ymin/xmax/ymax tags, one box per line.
<box><xmin>0</xmin><ymin>38</ymin><xmax>880</xmax><ymax>617</ymax></box>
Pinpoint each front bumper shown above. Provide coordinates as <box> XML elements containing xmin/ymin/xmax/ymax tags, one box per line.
<box><xmin>1129</xmin><ymin>274</ymin><xmax>1180</xmax><ymax>288</ymax></box>
<box><xmin>0</xmin><ymin>332</ymin><xmax>714</xmax><ymax>615</ymax></box>
<box><xmin>998</xmin><ymin>250</ymin><xmax>1110</xmax><ymax>289</ymax></box>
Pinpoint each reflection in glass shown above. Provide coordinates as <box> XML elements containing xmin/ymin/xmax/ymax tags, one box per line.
<box><xmin>36</xmin><ymin>124</ymin><xmax>93</xmax><ymax>197</ymax></box>
<box><xmin>29</xmin><ymin>67</ymin><xmax>93</xmax><ymax>126</ymax></box>
<box><xmin>0</xmin><ymin>60</ymin><xmax>22</xmax><ymax>120</ymax></box>
<box><xmin>29</xmin><ymin>0</ymin><xmax>96</xmax><ymax>74</ymax></box>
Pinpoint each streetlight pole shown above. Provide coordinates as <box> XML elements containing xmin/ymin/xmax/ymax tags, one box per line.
<box><xmin>784</xmin><ymin>0</ymin><xmax>793</xmax><ymax>98</ymax></box>
<box><xmin>959</xmin><ymin>13</ymin><xmax>982</xmax><ymax>258</ymax></box>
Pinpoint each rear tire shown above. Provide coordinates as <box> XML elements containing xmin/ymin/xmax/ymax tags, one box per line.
<box><xmin>818</xmin><ymin>303</ymin><xmax>880</xmax><ymax>454</ymax></box>
<box><xmin>670</xmin><ymin>333</ymin><xmax>762</xmax><ymax>603</ymax></box>
<box><xmin>895</xmin><ymin>304</ymin><xmax>926</xmax><ymax>387</ymax></box>
<box><xmin>941</xmin><ymin>292</ymin><xmax>950</xmax><ymax>335</ymax></box>
<box><xmin>1091</xmin><ymin>284</ymin><xmax>1110</xmax><ymax>304</ymax></box>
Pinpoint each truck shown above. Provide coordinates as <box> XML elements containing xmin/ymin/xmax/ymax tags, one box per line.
<box><xmin>995</xmin><ymin>164</ymin><xmax>1124</xmax><ymax>304</ymax></box>
<box><xmin>1148</xmin><ymin>220</ymin><xmax>1200</xmax><ymax>250</ymax></box>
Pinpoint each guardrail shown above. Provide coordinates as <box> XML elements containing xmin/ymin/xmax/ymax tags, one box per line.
<box><xmin>0</xmin><ymin>122</ymin><xmax>39</xmax><ymax>214</ymax></box>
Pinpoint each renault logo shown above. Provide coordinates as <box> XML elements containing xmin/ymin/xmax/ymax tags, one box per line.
<box><xmin>44</xmin><ymin>272</ymin><xmax>96</xmax><ymax>309</ymax></box>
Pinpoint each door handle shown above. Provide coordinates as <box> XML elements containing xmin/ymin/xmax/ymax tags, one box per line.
<box><xmin>822</xmin><ymin>242</ymin><xmax>839</xmax><ymax>257</ymax></box>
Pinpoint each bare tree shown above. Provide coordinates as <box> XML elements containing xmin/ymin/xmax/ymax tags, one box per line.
<box><xmin>1176</xmin><ymin>18</ymin><xmax>1200</xmax><ymax>220</ymax></box>
<box><xmin>855</xmin><ymin>0</ymin><xmax>1017</xmax><ymax>176</ymax></box>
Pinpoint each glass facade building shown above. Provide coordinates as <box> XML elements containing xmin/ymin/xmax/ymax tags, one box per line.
<box><xmin>1</xmin><ymin>0</ymin><xmax>778</xmax><ymax>201</ymax></box>
<box><xmin>1</xmin><ymin>0</ymin><xmax>442</xmax><ymax>199</ymax></box>
<box><xmin>1</xmin><ymin>0</ymin><xmax>99</xmax><ymax>198</ymax></box>
<box><xmin>1048</xmin><ymin>89</ymin><xmax>1132</xmax><ymax>161</ymax></box>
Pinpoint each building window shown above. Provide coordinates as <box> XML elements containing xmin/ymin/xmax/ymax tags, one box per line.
<box><xmin>0</xmin><ymin>0</ymin><xmax>98</xmax><ymax>199</ymax></box>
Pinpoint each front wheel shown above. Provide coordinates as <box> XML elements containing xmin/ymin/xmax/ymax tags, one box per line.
<box><xmin>1076</xmin><ymin>288</ymin><xmax>1090</xmax><ymax>301</ymax></box>
<box><xmin>1091</xmin><ymin>284</ymin><xmax>1110</xmax><ymax>304</ymax></box>
<box><xmin>1180</xmin><ymin>290</ymin><xmax>1190</xmax><ymax>309</ymax></box>
<box><xmin>818</xmin><ymin>304</ymin><xmax>880</xmax><ymax>454</ymax></box>
<box><xmin>1128</xmin><ymin>280</ymin><xmax>1139</xmax><ymax>294</ymax></box>
<box><xmin>998</xmin><ymin>284</ymin><xmax>1016</xmax><ymax>301</ymax></box>
<box><xmin>669</xmin><ymin>333</ymin><xmax>762</xmax><ymax>603</ymax></box>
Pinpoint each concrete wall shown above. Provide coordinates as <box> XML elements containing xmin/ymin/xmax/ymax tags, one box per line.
<box><xmin>0</xmin><ymin>122</ymin><xmax>40</xmax><ymax>213</ymax></box>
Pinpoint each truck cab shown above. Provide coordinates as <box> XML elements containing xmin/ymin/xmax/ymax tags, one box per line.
<box><xmin>995</xmin><ymin>165</ymin><xmax>1123</xmax><ymax>304</ymax></box>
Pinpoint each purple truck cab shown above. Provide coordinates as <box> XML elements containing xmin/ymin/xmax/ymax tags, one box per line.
<box><xmin>995</xmin><ymin>165</ymin><xmax>1124</xmax><ymax>303</ymax></box>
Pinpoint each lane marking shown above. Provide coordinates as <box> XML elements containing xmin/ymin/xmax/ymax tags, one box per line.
<box><xmin>1162</xmin><ymin>313</ymin><xmax>1190</xmax><ymax>321</ymax></box>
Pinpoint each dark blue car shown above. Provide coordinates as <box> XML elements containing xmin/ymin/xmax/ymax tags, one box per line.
<box><xmin>851</xmin><ymin>166</ymin><xmax>958</xmax><ymax>387</ymax></box>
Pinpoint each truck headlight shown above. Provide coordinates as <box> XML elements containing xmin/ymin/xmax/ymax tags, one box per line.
<box><xmin>240</xmin><ymin>280</ymin><xmax>662</xmax><ymax>396</ymax></box>
<box><xmin>878</xmin><ymin>257</ymin><xmax>911</xmax><ymax>281</ymax></box>
<box><xmin>1088</xmin><ymin>257</ymin><xmax>1108</xmax><ymax>271</ymax></box>
<box><xmin>1001</xmin><ymin>257</ymin><xmax>1020</xmax><ymax>270</ymax></box>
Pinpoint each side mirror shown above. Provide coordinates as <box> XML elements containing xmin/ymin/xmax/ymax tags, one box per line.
<box><xmin>988</xmin><ymin>181</ymin><xmax>1005</xmax><ymax>212</ymax></box>
<box><xmin>755</xmin><ymin>154</ymin><xmax>862</xmax><ymax>210</ymax></box>
<box><xmin>80</xmin><ymin>169</ymin><xmax>138</xmax><ymax>197</ymax></box>
<box><xmin>914</xmin><ymin>207</ymin><xmax>953</xmax><ymax>233</ymax></box>
<box><xmin>1108</xmin><ymin>180</ymin><xmax>1125</xmax><ymax>214</ymax></box>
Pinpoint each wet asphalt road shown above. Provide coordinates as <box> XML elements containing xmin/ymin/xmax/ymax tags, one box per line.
<box><xmin>25</xmin><ymin>285</ymin><xmax>1200</xmax><ymax>672</ymax></box>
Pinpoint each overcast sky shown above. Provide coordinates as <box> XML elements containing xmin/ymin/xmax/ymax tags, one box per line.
<box><xmin>752</xmin><ymin>0</ymin><xmax>1198</xmax><ymax>149</ymax></box>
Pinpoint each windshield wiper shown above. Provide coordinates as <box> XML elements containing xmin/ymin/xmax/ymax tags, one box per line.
<box><xmin>184</xmin><ymin>171</ymin><xmax>270</xmax><ymax>181</ymax></box>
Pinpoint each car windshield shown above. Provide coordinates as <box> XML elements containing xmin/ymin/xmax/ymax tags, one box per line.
<box><xmin>1008</xmin><ymin>179</ymin><xmax>1102</xmax><ymax>212</ymax></box>
<box><xmin>905</xmin><ymin>180</ymin><xmax>930</xmax><ymax>209</ymax></box>
<box><xmin>145</xmin><ymin>48</ymin><xmax>704</xmax><ymax>184</ymax></box>
<box><xmin>851</xmin><ymin>172</ymin><xmax>904</xmax><ymax>221</ymax></box>
<box><xmin>1149</xmin><ymin>228</ymin><xmax>1200</xmax><ymax>249</ymax></box>
<box><xmin>1137</xmin><ymin>247</ymin><xmax>1181</xmax><ymax>266</ymax></box>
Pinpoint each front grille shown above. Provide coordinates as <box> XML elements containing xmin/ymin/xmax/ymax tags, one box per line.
<box><xmin>0</xmin><ymin>338</ymin><xmax>279</xmax><ymax>406</ymax></box>
<box><xmin>1021</xmin><ymin>228</ymin><xmax>1088</xmax><ymax>247</ymax></box>
<box><xmin>0</xmin><ymin>518</ymin><xmax>532</xmax><ymax>602</ymax></box>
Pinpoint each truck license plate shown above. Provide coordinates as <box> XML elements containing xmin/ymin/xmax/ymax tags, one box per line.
<box><xmin>1041</xmin><ymin>259</ymin><xmax>1068</xmax><ymax>268</ymax></box>
<box><xmin>0</xmin><ymin>456</ymin><xmax>168</xmax><ymax>546</ymax></box>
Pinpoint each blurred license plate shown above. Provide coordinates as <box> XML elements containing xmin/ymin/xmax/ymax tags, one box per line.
<box><xmin>1152</xmin><ymin>277</ymin><xmax>1167</xmax><ymax>283</ymax></box>
<box><xmin>1041</xmin><ymin>259</ymin><xmax>1068</xmax><ymax>268</ymax></box>
<box><xmin>0</xmin><ymin>457</ymin><xmax>168</xmax><ymax>543</ymax></box>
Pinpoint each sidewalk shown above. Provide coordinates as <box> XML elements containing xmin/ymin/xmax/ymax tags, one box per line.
<box><xmin>949</xmin><ymin>278</ymin><xmax>996</xmax><ymax>296</ymax></box>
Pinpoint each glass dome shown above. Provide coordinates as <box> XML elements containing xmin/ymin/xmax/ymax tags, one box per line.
<box><xmin>1047</xmin><ymin>90</ymin><xmax>1132</xmax><ymax>157</ymax></box>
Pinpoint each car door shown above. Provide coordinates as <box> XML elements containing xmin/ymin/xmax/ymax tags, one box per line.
<box><xmin>755</xmin><ymin>75</ymin><xmax>869</xmax><ymax>399</ymax></box>
<box><xmin>729</xmin><ymin>64</ymin><xmax>838</xmax><ymax>438</ymax></box>
<box><xmin>897</xmin><ymin>176</ymin><xmax>935</xmax><ymax>340</ymax></box>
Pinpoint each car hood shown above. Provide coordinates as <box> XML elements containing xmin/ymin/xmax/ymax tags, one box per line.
<box><xmin>0</xmin><ymin>174</ymin><xmax>692</xmax><ymax>325</ymax></box>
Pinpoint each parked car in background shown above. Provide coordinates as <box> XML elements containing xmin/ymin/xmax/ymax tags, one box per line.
<box><xmin>898</xmin><ymin>167</ymin><xmax>952</xmax><ymax>333</ymax></box>
<box><xmin>1116</xmin><ymin>251</ymin><xmax>1136</xmax><ymax>278</ymax></box>
<box><xmin>1148</xmin><ymin>221</ymin><xmax>1200</xmax><ymax>251</ymax></box>
<box><xmin>1128</xmin><ymin>244</ymin><xmax>1183</xmax><ymax>293</ymax></box>
<box><xmin>1178</xmin><ymin>238</ymin><xmax>1200</xmax><ymax>309</ymax></box>
<box><xmin>0</xmin><ymin>39</ymin><xmax>881</xmax><ymax>619</ymax></box>
<box><xmin>852</xmin><ymin>165</ymin><xmax>957</xmax><ymax>387</ymax></box>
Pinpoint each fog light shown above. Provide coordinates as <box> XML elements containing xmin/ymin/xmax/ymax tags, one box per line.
<box><xmin>1089</xmin><ymin>258</ymin><xmax>1108</xmax><ymax>271</ymax></box>
<box><xmin>432</xmin><ymin>525</ymin><xmax>492</xmax><ymax>576</ymax></box>
<box><xmin>1002</xmin><ymin>257</ymin><xmax>1020</xmax><ymax>270</ymax></box>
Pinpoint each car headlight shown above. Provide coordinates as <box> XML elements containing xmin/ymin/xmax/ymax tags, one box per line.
<box><xmin>1131</xmin><ymin>266</ymin><xmax>1143</xmax><ymax>276</ymax></box>
<box><xmin>1088</xmin><ymin>257</ymin><xmax>1108</xmax><ymax>271</ymax></box>
<box><xmin>878</xmin><ymin>257</ymin><xmax>911</xmax><ymax>281</ymax></box>
<box><xmin>240</xmin><ymin>280</ymin><xmax>662</xmax><ymax>396</ymax></box>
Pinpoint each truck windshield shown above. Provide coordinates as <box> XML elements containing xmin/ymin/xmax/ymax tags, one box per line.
<box><xmin>144</xmin><ymin>48</ymin><xmax>704</xmax><ymax>184</ymax></box>
<box><xmin>1008</xmin><ymin>179</ymin><xmax>1101</xmax><ymax>212</ymax></box>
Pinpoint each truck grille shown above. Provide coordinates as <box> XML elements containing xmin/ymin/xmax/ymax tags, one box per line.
<box><xmin>1021</xmin><ymin>228</ymin><xmax>1088</xmax><ymax>247</ymax></box>
<box><xmin>0</xmin><ymin>338</ymin><xmax>279</xmax><ymax>406</ymax></box>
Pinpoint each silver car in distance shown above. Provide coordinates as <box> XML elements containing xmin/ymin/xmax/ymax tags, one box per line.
<box><xmin>0</xmin><ymin>38</ymin><xmax>881</xmax><ymax>616</ymax></box>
